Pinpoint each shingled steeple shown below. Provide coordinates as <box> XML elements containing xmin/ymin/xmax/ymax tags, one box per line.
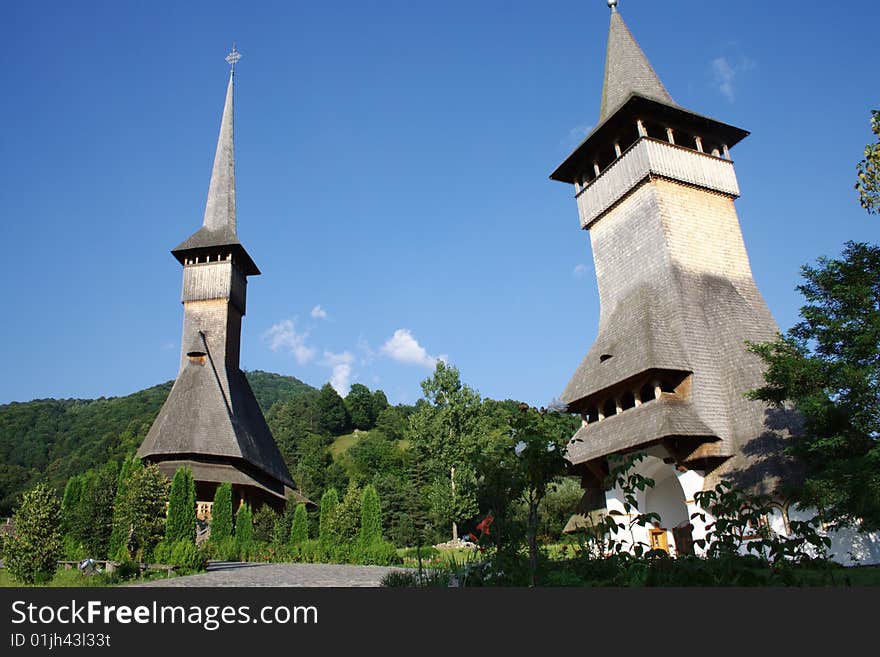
<box><xmin>139</xmin><ymin>49</ymin><xmax>299</xmax><ymax>513</ymax></box>
<box><xmin>599</xmin><ymin>2</ymin><xmax>676</xmax><ymax>122</ymax></box>
<box><xmin>202</xmin><ymin>71</ymin><xmax>237</xmax><ymax>235</ymax></box>
<box><xmin>549</xmin><ymin>2</ymin><xmax>799</xmax><ymax>556</ymax></box>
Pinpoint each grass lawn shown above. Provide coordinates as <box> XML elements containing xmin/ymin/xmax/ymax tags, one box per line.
<box><xmin>329</xmin><ymin>432</ymin><xmax>364</xmax><ymax>459</ymax></box>
<box><xmin>0</xmin><ymin>567</ymin><xmax>187</xmax><ymax>587</ymax></box>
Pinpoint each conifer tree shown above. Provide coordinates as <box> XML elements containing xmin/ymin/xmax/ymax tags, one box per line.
<box><xmin>319</xmin><ymin>487</ymin><xmax>338</xmax><ymax>541</ymax></box>
<box><xmin>165</xmin><ymin>467</ymin><xmax>196</xmax><ymax>544</ymax></box>
<box><xmin>290</xmin><ymin>503</ymin><xmax>309</xmax><ymax>545</ymax></box>
<box><xmin>210</xmin><ymin>483</ymin><xmax>234</xmax><ymax>542</ymax></box>
<box><xmin>60</xmin><ymin>475</ymin><xmax>84</xmax><ymax>537</ymax></box>
<box><xmin>108</xmin><ymin>456</ymin><xmax>143</xmax><ymax>558</ymax></box>
<box><xmin>235</xmin><ymin>503</ymin><xmax>253</xmax><ymax>549</ymax></box>
<box><xmin>359</xmin><ymin>484</ymin><xmax>382</xmax><ymax>545</ymax></box>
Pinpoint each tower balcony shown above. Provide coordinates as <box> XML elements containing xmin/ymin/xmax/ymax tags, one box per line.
<box><xmin>575</xmin><ymin>137</ymin><xmax>740</xmax><ymax>229</ymax></box>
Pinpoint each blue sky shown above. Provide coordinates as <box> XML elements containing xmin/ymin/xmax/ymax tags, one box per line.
<box><xmin>1</xmin><ymin>0</ymin><xmax>877</xmax><ymax>407</ymax></box>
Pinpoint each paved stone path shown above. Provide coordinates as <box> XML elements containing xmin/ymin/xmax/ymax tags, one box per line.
<box><xmin>129</xmin><ymin>562</ymin><xmax>403</xmax><ymax>587</ymax></box>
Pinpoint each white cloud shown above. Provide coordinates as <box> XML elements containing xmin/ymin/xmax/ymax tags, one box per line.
<box><xmin>310</xmin><ymin>305</ymin><xmax>328</xmax><ymax>319</ymax></box>
<box><xmin>323</xmin><ymin>350</ymin><xmax>355</xmax><ymax>396</ymax></box>
<box><xmin>572</xmin><ymin>263</ymin><xmax>588</xmax><ymax>278</ymax></box>
<box><xmin>380</xmin><ymin>329</ymin><xmax>446</xmax><ymax>369</ymax></box>
<box><xmin>263</xmin><ymin>319</ymin><xmax>316</xmax><ymax>365</ymax></box>
<box><xmin>712</xmin><ymin>55</ymin><xmax>754</xmax><ymax>103</ymax></box>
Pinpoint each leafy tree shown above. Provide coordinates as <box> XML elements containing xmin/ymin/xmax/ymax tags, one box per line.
<box><xmin>509</xmin><ymin>404</ymin><xmax>572</xmax><ymax>585</ymax></box>
<box><xmin>210</xmin><ymin>483</ymin><xmax>234</xmax><ymax>542</ymax></box>
<box><xmin>348</xmin><ymin>433</ymin><xmax>402</xmax><ymax>484</ymax></box>
<box><xmin>316</xmin><ymin>384</ymin><xmax>351</xmax><ymax>436</ymax></box>
<box><xmin>427</xmin><ymin>466</ymin><xmax>479</xmax><ymax>539</ymax></box>
<box><xmin>372</xmin><ymin>390</ymin><xmax>389</xmax><ymax>416</ymax></box>
<box><xmin>291</xmin><ymin>432</ymin><xmax>333</xmax><ymax>501</ymax></box>
<box><xmin>331</xmin><ymin>482</ymin><xmax>362</xmax><ymax>541</ymax></box>
<box><xmin>748</xmin><ymin>241</ymin><xmax>880</xmax><ymax>530</ymax></box>
<box><xmin>290</xmin><ymin>503</ymin><xmax>309</xmax><ymax>545</ymax></box>
<box><xmin>165</xmin><ymin>467</ymin><xmax>196</xmax><ymax>544</ymax></box>
<box><xmin>113</xmin><ymin>463</ymin><xmax>169</xmax><ymax>560</ymax></box>
<box><xmin>856</xmin><ymin>110</ymin><xmax>880</xmax><ymax>214</ymax></box>
<box><xmin>345</xmin><ymin>384</ymin><xmax>379</xmax><ymax>431</ymax></box>
<box><xmin>319</xmin><ymin>487</ymin><xmax>338</xmax><ymax>542</ymax></box>
<box><xmin>2</xmin><ymin>483</ymin><xmax>63</xmax><ymax>584</ymax></box>
<box><xmin>359</xmin><ymin>484</ymin><xmax>382</xmax><ymax>544</ymax></box>
<box><xmin>235</xmin><ymin>504</ymin><xmax>253</xmax><ymax>549</ymax></box>
<box><xmin>374</xmin><ymin>406</ymin><xmax>408</xmax><ymax>441</ymax></box>
<box><xmin>411</xmin><ymin>362</ymin><xmax>485</xmax><ymax>540</ymax></box>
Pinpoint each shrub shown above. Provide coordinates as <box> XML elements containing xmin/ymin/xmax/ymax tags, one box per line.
<box><xmin>170</xmin><ymin>540</ymin><xmax>205</xmax><ymax>571</ymax></box>
<box><xmin>2</xmin><ymin>483</ymin><xmax>63</xmax><ymax>584</ymax></box>
<box><xmin>165</xmin><ymin>467</ymin><xmax>196</xmax><ymax>544</ymax></box>
<box><xmin>252</xmin><ymin>506</ymin><xmax>277</xmax><ymax>543</ymax></box>
<box><xmin>355</xmin><ymin>539</ymin><xmax>399</xmax><ymax>566</ymax></box>
<box><xmin>290</xmin><ymin>503</ymin><xmax>309</xmax><ymax>545</ymax></box>
<box><xmin>381</xmin><ymin>569</ymin><xmax>450</xmax><ymax>587</ymax></box>
<box><xmin>207</xmin><ymin>536</ymin><xmax>240</xmax><ymax>562</ymax></box>
<box><xmin>210</xmin><ymin>483</ymin><xmax>234</xmax><ymax>542</ymax></box>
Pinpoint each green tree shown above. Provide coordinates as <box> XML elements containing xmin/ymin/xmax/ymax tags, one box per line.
<box><xmin>290</xmin><ymin>503</ymin><xmax>309</xmax><ymax>545</ymax></box>
<box><xmin>109</xmin><ymin>456</ymin><xmax>143</xmax><ymax>557</ymax></box>
<box><xmin>410</xmin><ymin>362</ymin><xmax>485</xmax><ymax>541</ymax></box>
<box><xmin>1</xmin><ymin>483</ymin><xmax>63</xmax><ymax>584</ymax></box>
<box><xmin>748</xmin><ymin>241</ymin><xmax>880</xmax><ymax>530</ymax></box>
<box><xmin>235</xmin><ymin>504</ymin><xmax>253</xmax><ymax>550</ymax></box>
<box><xmin>509</xmin><ymin>404</ymin><xmax>572</xmax><ymax>586</ymax></box>
<box><xmin>374</xmin><ymin>406</ymin><xmax>408</xmax><ymax>441</ymax></box>
<box><xmin>113</xmin><ymin>464</ymin><xmax>169</xmax><ymax>560</ymax></box>
<box><xmin>210</xmin><ymin>483</ymin><xmax>234</xmax><ymax>542</ymax></box>
<box><xmin>856</xmin><ymin>110</ymin><xmax>880</xmax><ymax>214</ymax></box>
<box><xmin>60</xmin><ymin>475</ymin><xmax>84</xmax><ymax>538</ymax></box>
<box><xmin>252</xmin><ymin>506</ymin><xmax>277</xmax><ymax>543</ymax></box>
<box><xmin>331</xmin><ymin>481</ymin><xmax>362</xmax><ymax>541</ymax></box>
<box><xmin>73</xmin><ymin>462</ymin><xmax>118</xmax><ymax>558</ymax></box>
<box><xmin>318</xmin><ymin>487</ymin><xmax>338</xmax><ymax>542</ymax></box>
<box><xmin>316</xmin><ymin>384</ymin><xmax>352</xmax><ymax>436</ymax></box>
<box><xmin>359</xmin><ymin>484</ymin><xmax>382</xmax><ymax>545</ymax></box>
<box><xmin>165</xmin><ymin>467</ymin><xmax>196</xmax><ymax>544</ymax></box>
<box><xmin>345</xmin><ymin>384</ymin><xmax>379</xmax><ymax>431</ymax></box>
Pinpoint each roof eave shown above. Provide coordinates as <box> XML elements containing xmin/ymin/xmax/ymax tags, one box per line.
<box><xmin>550</xmin><ymin>94</ymin><xmax>750</xmax><ymax>184</ymax></box>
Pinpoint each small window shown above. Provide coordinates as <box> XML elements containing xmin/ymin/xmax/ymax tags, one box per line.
<box><xmin>620</xmin><ymin>392</ymin><xmax>635</xmax><ymax>411</ymax></box>
<box><xmin>639</xmin><ymin>383</ymin><xmax>656</xmax><ymax>403</ymax></box>
<box><xmin>600</xmin><ymin>354</ymin><xmax>613</xmax><ymax>363</ymax></box>
<box><xmin>187</xmin><ymin>351</ymin><xmax>207</xmax><ymax>365</ymax></box>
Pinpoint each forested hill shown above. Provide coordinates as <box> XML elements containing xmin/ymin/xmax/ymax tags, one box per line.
<box><xmin>0</xmin><ymin>371</ymin><xmax>316</xmax><ymax>515</ymax></box>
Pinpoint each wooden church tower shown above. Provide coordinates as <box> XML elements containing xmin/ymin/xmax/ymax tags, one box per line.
<box><xmin>552</xmin><ymin>2</ymin><xmax>795</xmax><ymax>553</ymax></box>
<box><xmin>138</xmin><ymin>49</ymin><xmax>298</xmax><ymax>514</ymax></box>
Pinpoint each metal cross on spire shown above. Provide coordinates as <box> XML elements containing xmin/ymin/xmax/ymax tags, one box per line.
<box><xmin>225</xmin><ymin>43</ymin><xmax>242</xmax><ymax>71</ymax></box>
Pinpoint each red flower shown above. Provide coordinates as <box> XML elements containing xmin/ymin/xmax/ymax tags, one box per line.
<box><xmin>476</xmin><ymin>514</ymin><xmax>494</xmax><ymax>536</ymax></box>
<box><xmin>468</xmin><ymin>533</ymin><xmax>477</xmax><ymax>542</ymax></box>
